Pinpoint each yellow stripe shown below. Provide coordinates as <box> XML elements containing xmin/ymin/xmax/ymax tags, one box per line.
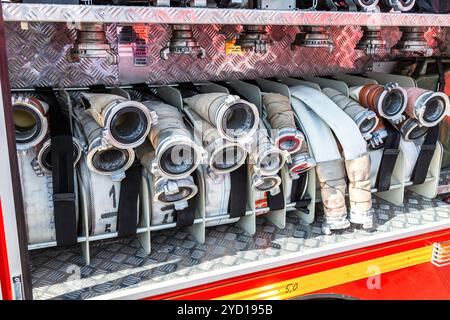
<box><xmin>216</xmin><ymin>245</ymin><xmax>433</xmax><ymax>300</ymax></box>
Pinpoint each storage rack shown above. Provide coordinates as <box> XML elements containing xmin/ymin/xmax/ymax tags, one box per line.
<box><xmin>0</xmin><ymin>3</ymin><xmax>449</xmax><ymax>300</ymax></box>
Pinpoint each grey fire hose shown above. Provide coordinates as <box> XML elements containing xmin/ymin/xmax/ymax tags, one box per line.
<box><xmin>73</xmin><ymin>107</ymin><xmax>135</xmax><ymax>181</ymax></box>
<box><xmin>81</xmin><ymin>92</ymin><xmax>155</xmax><ymax>149</ymax></box>
<box><xmin>184</xmin><ymin>107</ymin><xmax>246</xmax><ymax>174</ymax></box>
<box><xmin>143</xmin><ymin>100</ymin><xmax>205</xmax><ymax>180</ymax></box>
<box><xmin>12</xmin><ymin>94</ymin><xmax>49</xmax><ymax>151</ymax></box>
<box><xmin>183</xmin><ymin>92</ymin><xmax>259</xmax><ymax>143</ymax></box>
<box><xmin>322</xmin><ymin>87</ymin><xmax>379</xmax><ymax>141</ymax></box>
<box><xmin>136</xmin><ymin>143</ymin><xmax>198</xmax><ymax>208</ymax></box>
<box><xmin>404</xmin><ymin>87</ymin><xmax>449</xmax><ymax>127</ymax></box>
<box><xmin>349</xmin><ymin>83</ymin><xmax>407</xmax><ymax>125</ymax></box>
<box><xmin>290</xmin><ymin>94</ymin><xmax>350</xmax><ymax>232</ymax></box>
<box><xmin>291</xmin><ymin>85</ymin><xmax>373</xmax><ymax>229</ymax></box>
<box><xmin>262</xmin><ymin>92</ymin><xmax>304</xmax><ymax>154</ymax></box>
<box><xmin>18</xmin><ymin>145</ymin><xmax>80</xmax><ymax>244</ymax></box>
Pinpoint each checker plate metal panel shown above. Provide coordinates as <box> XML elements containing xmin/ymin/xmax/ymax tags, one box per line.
<box><xmin>29</xmin><ymin>192</ymin><xmax>450</xmax><ymax>300</ymax></box>
<box><xmin>3</xmin><ymin>4</ymin><xmax>450</xmax><ymax>27</ymax></box>
<box><xmin>4</xmin><ymin>21</ymin><xmax>446</xmax><ymax>88</ymax></box>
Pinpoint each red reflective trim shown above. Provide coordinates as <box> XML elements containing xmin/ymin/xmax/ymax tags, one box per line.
<box><xmin>0</xmin><ymin>199</ymin><xmax>13</xmax><ymax>300</ymax></box>
<box><xmin>148</xmin><ymin>228</ymin><xmax>450</xmax><ymax>300</ymax></box>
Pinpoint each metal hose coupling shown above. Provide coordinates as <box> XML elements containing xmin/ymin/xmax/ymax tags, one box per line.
<box><xmin>262</xmin><ymin>93</ymin><xmax>304</xmax><ymax>154</ymax></box>
<box><xmin>404</xmin><ymin>87</ymin><xmax>449</xmax><ymax>127</ymax></box>
<box><xmin>380</xmin><ymin>0</ymin><xmax>415</xmax><ymax>12</ymax></box>
<box><xmin>36</xmin><ymin>137</ymin><xmax>82</xmax><ymax>174</ymax></box>
<box><xmin>326</xmin><ymin>0</ymin><xmax>380</xmax><ymax>11</ymax></box>
<box><xmin>160</xmin><ymin>24</ymin><xmax>206</xmax><ymax>60</ymax></box>
<box><xmin>184</xmin><ymin>107</ymin><xmax>246</xmax><ymax>174</ymax></box>
<box><xmin>392</xmin><ymin>27</ymin><xmax>433</xmax><ymax>56</ymax></box>
<box><xmin>250</xmin><ymin>165</ymin><xmax>282</xmax><ymax>196</ymax></box>
<box><xmin>184</xmin><ymin>92</ymin><xmax>259</xmax><ymax>143</ymax></box>
<box><xmin>69</xmin><ymin>23</ymin><xmax>118</xmax><ymax>65</ymax></box>
<box><xmin>345</xmin><ymin>154</ymin><xmax>373</xmax><ymax>229</ymax></box>
<box><xmin>350</xmin><ymin>83</ymin><xmax>407</xmax><ymax>124</ymax></box>
<box><xmin>316</xmin><ymin>159</ymin><xmax>351</xmax><ymax>234</ymax></box>
<box><xmin>73</xmin><ymin>107</ymin><xmax>135</xmax><ymax>181</ymax></box>
<box><xmin>12</xmin><ymin>94</ymin><xmax>49</xmax><ymax>151</ymax></box>
<box><xmin>144</xmin><ymin>101</ymin><xmax>205</xmax><ymax>180</ymax></box>
<box><xmin>80</xmin><ymin>92</ymin><xmax>156</xmax><ymax>149</ymax></box>
<box><xmin>136</xmin><ymin>143</ymin><xmax>198</xmax><ymax>208</ymax></box>
<box><xmin>322</xmin><ymin>87</ymin><xmax>379</xmax><ymax>140</ymax></box>
<box><xmin>355</xmin><ymin>26</ymin><xmax>386</xmax><ymax>55</ymax></box>
<box><xmin>291</xmin><ymin>26</ymin><xmax>334</xmax><ymax>53</ymax></box>
<box><xmin>235</xmin><ymin>25</ymin><xmax>271</xmax><ymax>54</ymax></box>
<box><xmin>392</xmin><ymin>117</ymin><xmax>429</xmax><ymax>141</ymax></box>
<box><xmin>368</xmin><ymin>118</ymin><xmax>389</xmax><ymax>149</ymax></box>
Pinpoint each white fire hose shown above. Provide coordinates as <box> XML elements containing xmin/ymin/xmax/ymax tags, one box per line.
<box><xmin>81</xmin><ymin>92</ymin><xmax>155</xmax><ymax>149</ymax></box>
<box><xmin>73</xmin><ymin>107</ymin><xmax>135</xmax><ymax>181</ymax></box>
<box><xmin>184</xmin><ymin>106</ymin><xmax>246</xmax><ymax>175</ymax></box>
<box><xmin>291</xmin><ymin>85</ymin><xmax>373</xmax><ymax>230</ymax></box>
<box><xmin>183</xmin><ymin>92</ymin><xmax>259</xmax><ymax>143</ymax></box>
<box><xmin>143</xmin><ymin>100</ymin><xmax>204</xmax><ymax>180</ymax></box>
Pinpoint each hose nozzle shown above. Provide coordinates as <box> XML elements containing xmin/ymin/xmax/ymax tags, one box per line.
<box><xmin>291</xmin><ymin>26</ymin><xmax>334</xmax><ymax>53</ymax></box>
<box><xmin>355</xmin><ymin>26</ymin><xmax>386</xmax><ymax>55</ymax></box>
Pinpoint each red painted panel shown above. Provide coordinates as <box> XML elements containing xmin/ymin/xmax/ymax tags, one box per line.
<box><xmin>0</xmin><ymin>199</ymin><xmax>12</xmax><ymax>300</ymax></box>
<box><xmin>310</xmin><ymin>262</ymin><xmax>450</xmax><ymax>300</ymax></box>
<box><xmin>149</xmin><ymin>229</ymin><xmax>450</xmax><ymax>300</ymax></box>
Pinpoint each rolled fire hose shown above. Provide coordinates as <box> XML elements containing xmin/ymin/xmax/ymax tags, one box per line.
<box><xmin>262</xmin><ymin>93</ymin><xmax>304</xmax><ymax>154</ymax></box>
<box><xmin>143</xmin><ymin>100</ymin><xmax>204</xmax><ymax>180</ymax></box>
<box><xmin>77</xmin><ymin>153</ymin><xmax>139</xmax><ymax>236</ymax></box>
<box><xmin>349</xmin><ymin>83</ymin><xmax>407</xmax><ymax>124</ymax></box>
<box><xmin>18</xmin><ymin>146</ymin><xmax>80</xmax><ymax>244</ymax></box>
<box><xmin>12</xmin><ymin>94</ymin><xmax>49</xmax><ymax>151</ymax></box>
<box><xmin>204</xmin><ymin>172</ymin><xmax>241</xmax><ymax>227</ymax></box>
<box><xmin>81</xmin><ymin>92</ymin><xmax>154</xmax><ymax>149</ymax></box>
<box><xmin>404</xmin><ymin>87</ymin><xmax>449</xmax><ymax>127</ymax></box>
<box><xmin>73</xmin><ymin>107</ymin><xmax>135</xmax><ymax>181</ymax></box>
<box><xmin>37</xmin><ymin>137</ymin><xmax>82</xmax><ymax>174</ymax></box>
<box><xmin>392</xmin><ymin>117</ymin><xmax>429</xmax><ymax>141</ymax></box>
<box><xmin>322</xmin><ymin>87</ymin><xmax>379</xmax><ymax>140</ymax></box>
<box><xmin>136</xmin><ymin>143</ymin><xmax>198</xmax><ymax>207</ymax></box>
<box><xmin>290</xmin><ymin>85</ymin><xmax>373</xmax><ymax>229</ymax></box>
<box><xmin>183</xmin><ymin>92</ymin><xmax>259</xmax><ymax>143</ymax></box>
<box><xmin>184</xmin><ymin>107</ymin><xmax>246</xmax><ymax>174</ymax></box>
<box><xmin>290</xmin><ymin>94</ymin><xmax>349</xmax><ymax>231</ymax></box>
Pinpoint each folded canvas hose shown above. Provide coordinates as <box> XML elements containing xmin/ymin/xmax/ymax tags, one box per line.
<box><xmin>290</xmin><ymin>93</ymin><xmax>349</xmax><ymax>232</ymax></box>
<box><xmin>349</xmin><ymin>83</ymin><xmax>407</xmax><ymax>124</ymax></box>
<box><xmin>80</xmin><ymin>92</ymin><xmax>154</xmax><ymax>149</ymax></box>
<box><xmin>136</xmin><ymin>143</ymin><xmax>198</xmax><ymax>207</ymax></box>
<box><xmin>12</xmin><ymin>94</ymin><xmax>49</xmax><ymax>151</ymax></box>
<box><xmin>183</xmin><ymin>92</ymin><xmax>259</xmax><ymax>143</ymax></box>
<box><xmin>404</xmin><ymin>87</ymin><xmax>449</xmax><ymax>127</ymax></box>
<box><xmin>143</xmin><ymin>100</ymin><xmax>204</xmax><ymax>180</ymax></box>
<box><xmin>17</xmin><ymin>145</ymin><xmax>80</xmax><ymax>244</ymax></box>
<box><xmin>184</xmin><ymin>107</ymin><xmax>246</xmax><ymax>174</ymax></box>
<box><xmin>262</xmin><ymin>93</ymin><xmax>304</xmax><ymax>154</ymax></box>
<box><xmin>73</xmin><ymin>107</ymin><xmax>135</xmax><ymax>181</ymax></box>
<box><xmin>322</xmin><ymin>87</ymin><xmax>379</xmax><ymax>140</ymax></box>
<box><xmin>204</xmin><ymin>172</ymin><xmax>238</xmax><ymax>224</ymax></box>
<box><xmin>291</xmin><ymin>85</ymin><xmax>373</xmax><ymax>229</ymax></box>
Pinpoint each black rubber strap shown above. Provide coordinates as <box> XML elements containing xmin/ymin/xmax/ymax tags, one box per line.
<box><xmin>436</xmin><ymin>58</ymin><xmax>446</xmax><ymax>92</ymax></box>
<box><xmin>35</xmin><ymin>87</ymin><xmax>77</xmax><ymax>246</ymax></box>
<box><xmin>117</xmin><ymin>163</ymin><xmax>141</xmax><ymax>238</ymax></box>
<box><xmin>228</xmin><ymin>164</ymin><xmax>248</xmax><ymax>218</ymax></box>
<box><xmin>375</xmin><ymin>125</ymin><xmax>401</xmax><ymax>192</ymax></box>
<box><xmin>290</xmin><ymin>172</ymin><xmax>310</xmax><ymax>208</ymax></box>
<box><xmin>411</xmin><ymin>126</ymin><xmax>439</xmax><ymax>185</ymax></box>
<box><xmin>175</xmin><ymin>173</ymin><xmax>198</xmax><ymax>228</ymax></box>
<box><xmin>267</xmin><ymin>173</ymin><xmax>284</xmax><ymax>211</ymax></box>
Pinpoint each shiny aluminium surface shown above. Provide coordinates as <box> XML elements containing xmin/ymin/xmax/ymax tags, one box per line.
<box><xmin>2</xmin><ymin>4</ymin><xmax>450</xmax><ymax>26</ymax></box>
<box><xmin>4</xmin><ymin>21</ymin><xmax>447</xmax><ymax>88</ymax></box>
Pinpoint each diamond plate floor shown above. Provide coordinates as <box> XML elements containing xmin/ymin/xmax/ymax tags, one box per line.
<box><xmin>29</xmin><ymin>190</ymin><xmax>450</xmax><ymax>300</ymax></box>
